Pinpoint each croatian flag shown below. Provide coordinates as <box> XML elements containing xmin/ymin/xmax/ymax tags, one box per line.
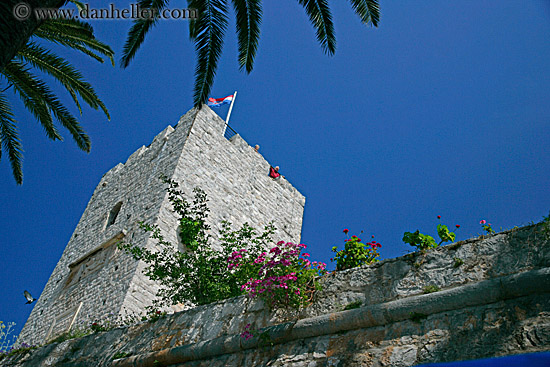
<box><xmin>207</xmin><ymin>95</ymin><xmax>234</xmax><ymax>107</ymax></box>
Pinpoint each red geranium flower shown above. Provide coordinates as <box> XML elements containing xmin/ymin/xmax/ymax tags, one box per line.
<box><xmin>455</xmin><ymin>225</ymin><xmax>460</xmax><ymax>228</ymax></box>
<box><xmin>437</xmin><ymin>215</ymin><xmax>441</xmax><ymax>219</ymax></box>
<box><xmin>343</xmin><ymin>229</ymin><xmax>349</xmax><ymax>234</ymax></box>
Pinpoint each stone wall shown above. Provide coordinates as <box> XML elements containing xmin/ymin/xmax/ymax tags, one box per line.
<box><xmin>5</xmin><ymin>223</ymin><xmax>549</xmax><ymax>367</ymax></box>
<box><xmin>18</xmin><ymin>106</ymin><xmax>305</xmax><ymax>346</ymax></box>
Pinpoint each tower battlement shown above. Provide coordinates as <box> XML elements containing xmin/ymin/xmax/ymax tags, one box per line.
<box><xmin>19</xmin><ymin>107</ymin><xmax>305</xmax><ymax>344</ymax></box>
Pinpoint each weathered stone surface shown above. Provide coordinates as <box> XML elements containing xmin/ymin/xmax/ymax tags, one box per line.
<box><xmin>17</xmin><ymin>106</ymin><xmax>305</xmax><ymax>346</ymax></box>
<box><xmin>3</xmin><ymin>224</ymin><xmax>549</xmax><ymax>367</ymax></box>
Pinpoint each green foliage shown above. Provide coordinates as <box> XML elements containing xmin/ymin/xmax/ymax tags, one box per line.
<box><xmin>409</xmin><ymin>312</ymin><xmax>428</xmax><ymax>323</ymax></box>
<box><xmin>112</xmin><ymin>351</ymin><xmax>131</xmax><ymax>360</ymax></box>
<box><xmin>1</xmin><ymin>17</ymin><xmax>113</xmax><ymax>184</ymax></box>
<box><xmin>404</xmin><ymin>216</ymin><xmax>459</xmax><ymax>252</ymax></box>
<box><xmin>119</xmin><ymin>177</ymin><xmax>274</xmax><ymax>308</ymax></box>
<box><xmin>331</xmin><ymin>234</ymin><xmax>381</xmax><ymax>271</ymax></box>
<box><xmin>0</xmin><ymin>322</ymin><xmax>36</xmax><ymax>360</ymax></box>
<box><xmin>437</xmin><ymin>224</ymin><xmax>455</xmax><ymax>245</ymax></box>
<box><xmin>403</xmin><ymin>230</ymin><xmax>437</xmax><ymax>251</ymax></box>
<box><xmin>453</xmin><ymin>257</ymin><xmax>464</xmax><ymax>268</ymax></box>
<box><xmin>0</xmin><ymin>321</ymin><xmax>16</xmax><ymax>354</ymax></box>
<box><xmin>47</xmin><ymin>327</ymin><xmax>91</xmax><ymax>344</ymax></box>
<box><xmin>258</xmin><ymin>330</ymin><xmax>274</xmax><ymax>347</ymax></box>
<box><xmin>542</xmin><ymin>211</ymin><xmax>550</xmax><ymax>239</ymax></box>
<box><xmin>240</xmin><ymin>242</ymin><xmax>326</xmax><ymax>310</ymax></box>
<box><xmin>423</xmin><ymin>285</ymin><xmax>440</xmax><ymax>294</ymax></box>
<box><xmin>141</xmin><ymin>310</ymin><xmax>166</xmax><ymax>323</ymax></box>
<box><xmin>480</xmin><ymin>220</ymin><xmax>495</xmax><ymax>235</ymax></box>
<box><xmin>343</xmin><ymin>300</ymin><xmax>363</xmax><ymax>310</ymax></box>
<box><xmin>89</xmin><ymin>322</ymin><xmax>107</xmax><ymax>333</ymax></box>
<box><xmin>122</xmin><ymin>0</ymin><xmax>380</xmax><ymax>107</ymax></box>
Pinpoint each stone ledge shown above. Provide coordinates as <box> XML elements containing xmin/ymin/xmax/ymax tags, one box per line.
<box><xmin>112</xmin><ymin>267</ymin><xmax>550</xmax><ymax>367</ymax></box>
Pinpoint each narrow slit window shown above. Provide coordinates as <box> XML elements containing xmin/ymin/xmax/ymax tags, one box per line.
<box><xmin>106</xmin><ymin>201</ymin><xmax>123</xmax><ymax>228</ymax></box>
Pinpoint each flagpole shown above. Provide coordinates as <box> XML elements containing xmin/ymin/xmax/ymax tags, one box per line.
<box><xmin>225</xmin><ymin>90</ymin><xmax>237</xmax><ymax>125</ymax></box>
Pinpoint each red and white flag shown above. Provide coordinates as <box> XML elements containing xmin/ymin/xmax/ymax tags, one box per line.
<box><xmin>207</xmin><ymin>95</ymin><xmax>234</xmax><ymax>107</ymax></box>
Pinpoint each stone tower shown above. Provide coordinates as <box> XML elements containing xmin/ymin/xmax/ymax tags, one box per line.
<box><xmin>18</xmin><ymin>107</ymin><xmax>305</xmax><ymax>345</ymax></box>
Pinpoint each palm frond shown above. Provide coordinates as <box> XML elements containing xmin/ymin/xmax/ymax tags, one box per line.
<box><xmin>121</xmin><ymin>0</ymin><xmax>169</xmax><ymax>68</ymax></box>
<box><xmin>35</xmin><ymin>19</ymin><xmax>115</xmax><ymax>66</ymax></box>
<box><xmin>0</xmin><ymin>93</ymin><xmax>23</xmax><ymax>184</ymax></box>
<box><xmin>189</xmin><ymin>0</ymin><xmax>228</xmax><ymax>107</ymax></box>
<box><xmin>4</xmin><ymin>61</ymin><xmax>90</xmax><ymax>152</ymax></box>
<box><xmin>18</xmin><ymin>42</ymin><xmax>110</xmax><ymax>119</ymax></box>
<box><xmin>38</xmin><ymin>18</ymin><xmax>94</xmax><ymax>38</ymax></box>
<box><xmin>2</xmin><ymin>62</ymin><xmax>62</xmax><ymax>142</ymax></box>
<box><xmin>348</xmin><ymin>0</ymin><xmax>380</xmax><ymax>26</ymax></box>
<box><xmin>297</xmin><ymin>0</ymin><xmax>336</xmax><ymax>55</ymax></box>
<box><xmin>231</xmin><ymin>0</ymin><xmax>262</xmax><ymax>73</ymax></box>
<box><xmin>66</xmin><ymin>0</ymin><xmax>87</xmax><ymax>13</ymax></box>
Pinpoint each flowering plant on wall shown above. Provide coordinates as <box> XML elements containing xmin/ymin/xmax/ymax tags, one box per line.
<box><xmin>480</xmin><ymin>220</ymin><xmax>495</xmax><ymax>234</ymax></box>
<box><xmin>0</xmin><ymin>321</ymin><xmax>16</xmax><ymax>354</ymax></box>
<box><xmin>120</xmin><ymin>177</ymin><xmax>326</xmax><ymax>312</ymax></box>
<box><xmin>238</xmin><ymin>242</ymin><xmax>327</xmax><ymax>309</ymax></box>
<box><xmin>119</xmin><ymin>177</ymin><xmax>276</xmax><ymax>308</ymax></box>
<box><xmin>403</xmin><ymin>216</ymin><xmax>460</xmax><ymax>251</ymax></box>
<box><xmin>331</xmin><ymin>230</ymin><xmax>381</xmax><ymax>271</ymax></box>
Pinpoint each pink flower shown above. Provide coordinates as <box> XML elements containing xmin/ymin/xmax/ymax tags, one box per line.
<box><xmin>303</xmin><ymin>253</ymin><xmax>310</xmax><ymax>258</ymax></box>
<box><xmin>480</xmin><ymin>220</ymin><xmax>486</xmax><ymax>225</ymax></box>
<box><xmin>343</xmin><ymin>229</ymin><xmax>349</xmax><ymax>234</ymax></box>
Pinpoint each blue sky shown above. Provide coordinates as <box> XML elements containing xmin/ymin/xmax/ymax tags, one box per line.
<box><xmin>1</xmin><ymin>0</ymin><xmax>549</xmax><ymax>349</ymax></box>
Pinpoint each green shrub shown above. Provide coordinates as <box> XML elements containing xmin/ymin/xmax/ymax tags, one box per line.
<box><xmin>423</xmin><ymin>285</ymin><xmax>440</xmax><ymax>294</ymax></box>
<box><xmin>343</xmin><ymin>300</ymin><xmax>363</xmax><ymax>310</ymax></box>
<box><xmin>331</xmin><ymin>231</ymin><xmax>381</xmax><ymax>271</ymax></box>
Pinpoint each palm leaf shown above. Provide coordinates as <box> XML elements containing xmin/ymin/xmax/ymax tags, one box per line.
<box><xmin>0</xmin><ymin>93</ymin><xmax>23</xmax><ymax>184</ymax></box>
<box><xmin>189</xmin><ymin>0</ymin><xmax>228</xmax><ymax>107</ymax></box>
<box><xmin>4</xmin><ymin>61</ymin><xmax>90</xmax><ymax>152</ymax></box>
<box><xmin>39</xmin><ymin>18</ymin><xmax>94</xmax><ymax>38</ymax></box>
<box><xmin>231</xmin><ymin>0</ymin><xmax>262</xmax><ymax>73</ymax></box>
<box><xmin>3</xmin><ymin>62</ymin><xmax>62</xmax><ymax>142</ymax></box>
<box><xmin>121</xmin><ymin>0</ymin><xmax>169</xmax><ymax>68</ymax></box>
<box><xmin>348</xmin><ymin>0</ymin><xmax>380</xmax><ymax>26</ymax></box>
<box><xmin>67</xmin><ymin>0</ymin><xmax>86</xmax><ymax>13</ymax></box>
<box><xmin>297</xmin><ymin>0</ymin><xmax>336</xmax><ymax>55</ymax></box>
<box><xmin>35</xmin><ymin>19</ymin><xmax>115</xmax><ymax>66</ymax></box>
<box><xmin>18</xmin><ymin>42</ymin><xmax>110</xmax><ymax>119</ymax></box>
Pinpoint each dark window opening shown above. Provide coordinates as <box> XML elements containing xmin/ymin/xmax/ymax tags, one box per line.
<box><xmin>106</xmin><ymin>201</ymin><xmax>123</xmax><ymax>228</ymax></box>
